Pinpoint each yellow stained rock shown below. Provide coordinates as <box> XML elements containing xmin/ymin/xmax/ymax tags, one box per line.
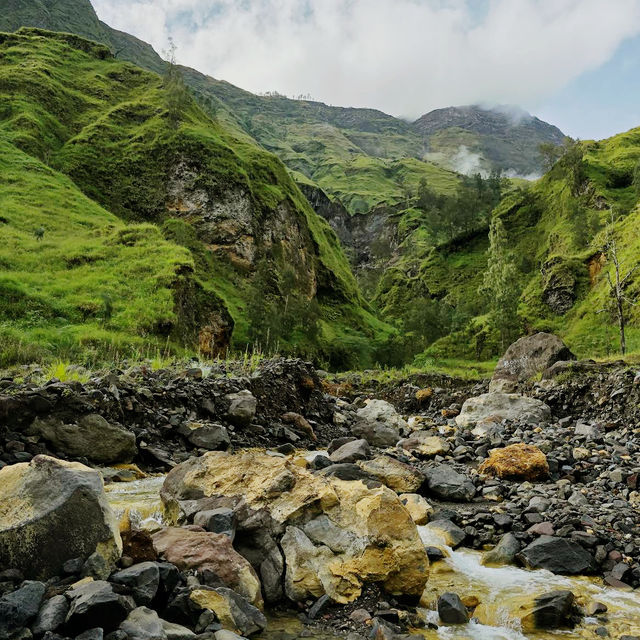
<box><xmin>399</xmin><ymin>493</ymin><xmax>433</xmax><ymax>525</ymax></box>
<box><xmin>478</xmin><ymin>443</ymin><xmax>549</xmax><ymax>481</ymax></box>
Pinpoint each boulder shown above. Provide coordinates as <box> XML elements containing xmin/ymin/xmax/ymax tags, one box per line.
<box><xmin>438</xmin><ymin>592</ymin><xmax>469</xmax><ymax>624</ymax></box>
<box><xmin>478</xmin><ymin>444</ymin><xmax>549</xmax><ymax>481</ymax></box>
<box><xmin>517</xmin><ymin>536</ymin><xmax>597</xmax><ymax>575</ymax></box>
<box><xmin>481</xmin><ymin>533</ymin><xmax>521</xmax><ymax>566</ymax></box>
<box><xmin>120</xmin><ymin>606</ymin><xmax>166</xmax><ymax>640</ymax></box>
<box><xmin>193</xmin><ymin>508</ymin><xmax>236</xmax><ymax>540</ymax></box>
<box><xmin>352</xmin><ymin>400</ymin><xmax>405</xmax><ymax>447</ymax></box>
<box><xmin>520</xmin><ymin>590</ymin><xmax>580</xmax><ymax>631</ymax></box>
<box><xmin>161</xmin><ymin>450</ymin><xmax>429</xmax><ymax>604</ymax></box>
<box><xmin>424</xmin><ymin>465</ymin><xmax>475</xmax><ymax>502</ymax></box>
<box><xmin>357</xmin><ymin>456</ymin><xmax>425</xmax><ymax>493</ymax></box>
<box><xmin>398</xmin><ymin>433</ymin><xmax>450</xmax><ymax>457</ymax></box>
<box><xmin>225</xmin><ymin>391</ymin><xmax>257</xmax><ymax>427</ymax></box>
<box><xmin>27</xmin><ymin>414</ymin><xmax>136</xmax><ymax>464</ymax></box>
<box><xmin>190</xmin><ymin>588</ymin><xmax>266</xmax><ymax>636</ymax></box>
<box><xmin>186</xmin><ymin>424</ymin><xmax>230</xmax><ymax>451</ymax></box>
<box><xmin>152</xmin><ymin>527</ymin><xmax>262</xmax><ymax>608</ymax></box>
<box><xmin>111</xmin><ymin>562</ymin><xmax>160</xmax><ymax>606</ymax></box>
<box><xmin>162</xmin><ymin>619</ymin><xmax>196</xmax><ymax>640</ymax></box>
<box><xmin>65</xmin><ymin>580</ymin><xmax>133</xmax><ymax>634</ymax></box>
<box><xmin>399</xmin><ymin>494</ymin><xmax>433</xmax><ymax>525</ymax></box>
<box><xmin>0</xmin><ymin>456</ymin><xmax>121</xmax><ymax>580</ymax></box>
<box><xmin>329</xmin><ymin>439</ymin><xmax>371</xmax><ymax>464</ymax></box>
<box><xmin>422</xmin><ymin>520</ymin><xmax>466</xmax><ymax>549</ymax></box>
<box><xmin>456</xmin><ymin>393</ymin><xmax>551</xmax><ymax>427</ymax></box>
<box><xmin>32</xmin><ymin>594</ymin><xmax>69</xmax><ymax>636</ymax></box>
<box><xmin>490</xmin><ymin>333</ymin><xmax>576</xmax><ymax>392</ymax></box>
<box><xmin>0</xmin><ymin>580</ymin><xmax>45</xmax><ymax>639</ymax></box>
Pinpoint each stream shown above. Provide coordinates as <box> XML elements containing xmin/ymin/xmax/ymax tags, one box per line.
<box><xmin>104</xmin><ymin>475</ymin><xmax>640</xmax><ymax>640</ymax></box>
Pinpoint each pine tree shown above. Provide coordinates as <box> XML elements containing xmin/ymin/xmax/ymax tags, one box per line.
<box><xmin>480</xmin><ymin>217</ymin><xmax>520</xmax><ymax>349</ymax></box>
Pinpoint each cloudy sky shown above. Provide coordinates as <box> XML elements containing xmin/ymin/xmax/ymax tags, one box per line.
<box><xmin>92</xmin><ymin>0</ymin><xmax>640</xmax><ymax>140</ymax></box>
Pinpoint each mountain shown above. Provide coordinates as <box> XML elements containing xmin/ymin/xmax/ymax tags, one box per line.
<box><xmin>0</xmin><ymin>29</ymin><xmax>390</xmax><ymax>369</ymax></box>
<box><xmin>414</xmin><ymin>105</ymin><xmax>567</xmax><ymax>177</ymax></box>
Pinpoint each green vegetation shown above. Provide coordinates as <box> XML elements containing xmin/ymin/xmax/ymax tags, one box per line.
<box><xmin>0</xmin><ymin>29</ymin><xmax>391</xmax><ymax>369</ymax></box>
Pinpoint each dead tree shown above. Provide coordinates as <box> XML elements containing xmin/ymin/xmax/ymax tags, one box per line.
<box><xmin>603</xmin><ymin>234</ymin><xmax>637</xmax><ymax>356</ymax></box>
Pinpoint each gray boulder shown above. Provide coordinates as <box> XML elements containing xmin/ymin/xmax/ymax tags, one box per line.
<box><xmin>0</xmin><ymin>456</ymin><xmax>121</xmax><ymax>580</ymax></box>
<box><xmin>424</xmin><ymin>465</ymin><xmax>475</xmax><ymax>502</ymax></box>
<box><xmin>490</xmin><ymin>332</ymin><xmax>575</xmax><ymax>392</ymax></box>
<box><xmin>438</xmin><ymin>592</ymin><xmax>469</xmax><ymax>624</ymax></box>
<box><xmin>0</xmin><ymin>581</ymin><xmax>45</xmax><ymax>639</ymax></box>
<box><xmin>482</xmin><ymin>533</ymin><xmax>520</xmax><ymax>566</ymax></box>
<box><xmin>66</xmin><ymin>581</ymin><xmax>133</xmax><ymax>634</ymax></box>
<box><xmin>352</xmin><ymin>400</ymin><xmax>405</xmax><ymax>447</ymax></box>
<box><xmin>194</xmin><ymin>508</ymin><xmax>236</xmax><ymax>540</ymax></box>
<box><xmin>517</xmin><ymin>536</ymin><xmax>597</xmax><ymax>575</ymax></box>
<box><xmin>120</xmin><ymin>606</ymin><xmax>167</xmax><ymax>640</ymax></box>
<box><xmin>32</xmin><ymin>594</ymin><xmax>69</xmax><ymax>636</ymax></box>
<box><xmin>456</xmin><ymin>393</ymin><xmax>551</xmax><ymax>427</ymax></box>
<box><xmin>521</xmin><ymin>590</ymin><xmax>580</xmax><ymax>630</ymax></box>
<box><xmin>187</xmin><ymin>424</ymin><xmax>230</xmax><ymax>451</ymax></box>
<box><xmin>111</xmin><ymin>562</ymin><xmax>160</xmax><ymax>606</ymax></box>
<box><xmin>28</xmin><ymin>413</ymin><xmax>136</xmax><ymax>464</ymax></box>
<box><xmin>329</xmin><ymin>439</ymin><xmax>371</xmax><ymax>464</ymax></box>
<box><xmin>225</xmin><ymin>391</ymin><xmax>257</xmax><ymax>427</ymax></box>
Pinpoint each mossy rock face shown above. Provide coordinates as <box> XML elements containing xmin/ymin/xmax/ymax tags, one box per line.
<box><xmin>0</xmin><ymin>455</ymin><xmax>122</xmax><ymax>579</ymax></box>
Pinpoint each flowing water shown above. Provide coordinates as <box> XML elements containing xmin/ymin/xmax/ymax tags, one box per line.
<box><xmin>104</xmin><ymin>475</ymin><xmax>640</xmax><ymax>640</ymax></box>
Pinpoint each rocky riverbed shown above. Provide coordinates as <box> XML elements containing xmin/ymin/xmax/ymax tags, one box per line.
<box><xmin>1</xmin><ymin>333</ymin><xmax>640</xmax><ymax>640</ymax></box>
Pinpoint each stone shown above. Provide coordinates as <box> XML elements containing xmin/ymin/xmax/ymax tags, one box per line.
<box><xmin>0</xmin><ymin>456</ymin><xmax>121</xmax><ymax>580</ymax></box>
<box><xmin>225</xmin><ymin>391</ymin><xmax>256</xmax><ymax>427</ymax></box>
<box><xmin>490</xmin><ymin>333</ymin><xmax>575</xmax><ymax>392</ymax></box>
<box><xmin>482</xmin><ymin>533</ymin><xmax>520</xmax><ymax>566</ymax></box>
<box><xmin>27</xmin><ymin>414</ymin><xmax>136</xmax><ymax>464</ymax></box>
<box><xmin>161</xmin><ymin>620</ymin><xmax>196</xmax><ymax>640</ymax></box>
<box><xmin>0</xmin><ymin>581</ymin><xmax>45</xmax><ymax>639</ymax></box>
<box><xmin>152</xmin><ymin>527</ymin><xmax>262</xmax><ymax>608</ymax></box>
<box><xmin>517</xmin><ymin>536</ymin><xmax>597</xmax><ymax>575</ymax></box>
<box><xmin>422</xmin><ymin>520</ymin><xmax>466</xmax><ymax>549</ymax></box>
<box><xmin>193</xmin><ymin>508</ymin><xmax>236</xmax><ymax>540</ymax></box>
<box><xmin>190</xmin><ymin>588</ymin><xmax>266</xmax><ymax>636</ymax></box>
<box><xmin>81</xmin><ymin>551</ymin><xmax>112</xmax><ymax>581</ymax></box>
<box><xmin>320</xmin><ymin>464</ymin><xmax>380</xmax><ymax>487</ymax></box>
<box><xmin>424</xmin><ymin>465</ymin><xmax>475</xmax><ymax>502</ymax></box>
<box><xmin>437</xmin><ymin>593</ymin><xmax>469</xmax><ymax>624</ymax></box>
<box><xmin>65</xmin><ymin>581</ymin><xmax>132</xmax><ymax>635</ymax></box>
<box><xmin>161</xmin><ymin>451</ymin><xmax>429</xmax><ymax>604</ymax></box>
<box><xmin>187</xmin><ymin>424</ymin><xmax>230</xmax><ymax>451</ymax></box>
<box><xmin>32</xmin><ymin>594</ymin><xmax>69</xmax><ymax>636</ymax></box>
<box><xmin>357</xmin><ymin>456</ymin><xmax>425</xmax><ymax>493</ymax></box>
<box><xmin>214</xmin><ymin>632</ymin><xmax>247</xmax><ymax>640</ymax></box>
<box><xmin>121</xmin><ymin>530</ymin><xmax>158</xmax><ymax>564</ymax></box>
<box><xmin>120</xmin><ymin>606</ymin><xmax>166</xmax><ymax>640</ymax></box>
<box><xmin>352</xmin><ymin>400</ymin><xmax>405</xmax><ymax>447</ymax></box>
<box><xmin>398</xmin><ymin>433</ymin><xmax>450</xmax><ymax>457</ymax></box>
<box><xmin>329</xmin><ymin>439</ymin><xmax>371</xmax><ymax>464</ymax></box>
<box><xmin>478</xmin><ymin>444</ymin><xmax>549</xmax><ymax>481</ymax></box>
<box><xmin>77</xmin><ymin>629</ymin><xmax>104</xmax><ymax>640</ymax></box>
<box><xmin>399</xmin><ymin>494</ymin><xmax>433</xmax><ymax>525</ymax></box>
<box><xmin>520</xmin><ymin>590</ymin><xmax>580</xmax><ymax>631</ymax></box>
<box><xmin>456</xmin><ymin>393</ymin><xmax>551</xmax><ymax>427</ymax></box>
<box><xmin>111</xmin><ymin>562</ymin><xmax>160</xmax><ymax>606</ymax></box>
<box><xmin>281</xmin><ymin>412</ymin><xmax>316</xmax><ymax>441</ymax></box>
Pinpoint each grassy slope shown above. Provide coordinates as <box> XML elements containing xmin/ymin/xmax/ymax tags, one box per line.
<box><xmin>0</xmin><ymin>29</ymin><xmax>391</xmax><ymax>368</ymax></box>
<box><xmin>413</xmin><ymin>128</ymin><xmax>640</xmax><ymax>360</ymax></box>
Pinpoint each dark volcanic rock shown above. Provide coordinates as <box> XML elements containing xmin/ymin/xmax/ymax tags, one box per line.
<box><xmin>424</xmin><ymin>465</ymin><xmax>475</xmax><ymax>502</ymax></box>
<box><xmin>0</xmin><ymin>580</ymin><xmax>45</xmax><ymax>639</ymax></box>
<box><xmin>521</xmin><ymin>590</ymin><xmax>580</xmax><ymax>630</ymax></box>
<box><xmin>437</xmin><ymin>592</ymin><xmax>469</xmax><ymax>624</ymax></box>
<box><xmin>517</xmin><ymin>536</ymin><xmax>597</xmax><ymax>575</ymax></box>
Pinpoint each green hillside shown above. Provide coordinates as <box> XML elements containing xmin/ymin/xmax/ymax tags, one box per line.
<box><xmin>401</xmin><ymin>128</ymin><xmax>640</xmax><ymax>361</ymax></box>
<box><xmin>0</xmin><ymin>29</ymin><xmax>390</xmax><ymax>369</ymax></box>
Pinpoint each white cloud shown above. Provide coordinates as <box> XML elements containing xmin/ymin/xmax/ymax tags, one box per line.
<box><xmin>92</xmin><ymin>0</ymin><xmax>640</xmax><ymax>120</ymax></box>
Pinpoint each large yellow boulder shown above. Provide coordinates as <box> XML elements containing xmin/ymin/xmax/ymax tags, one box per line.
<box><xmin>478</xmin><ymin>443</ymin><xmax>549</xmax><ymax>481</ymax></box>
<box><xmin>161</xmin><ymin>450</ymin><xmax>429</xmax><ymax>604</ymax></box>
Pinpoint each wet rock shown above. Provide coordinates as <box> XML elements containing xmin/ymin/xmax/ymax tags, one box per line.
<box><xmin>329</xmin><ymin>439</ymin><xmax>371</xmax><ymax>464</ymax></box>
<box><xmin>520</xmin><ymin>590</ymin><xmax>580</xmax><ymax>631</ymax></box>
<box><xmin>482</xmin><ymin>533</ymin><xmax>520</xmax><ymax>566</ymax></box>
<box><xmin>0</xmin><ymin>581</ymin><xmax>45</xmax><ymax>639</ymax></box>
<box><xmin>490</xmin><ymin>333</ymin><xmax>575</xmax><ymax>392</ymax></box>
<box><xmin>65</xmin><ymin>581</ymin><xmax>132</xmax><ymax>635</ymax></box>
<box><xmin>456</xmin><ymin>393</ymin><xmax>551</xmax><ymax>427</ymax></box>
<box><xmin>225</xmin><ymin>391</ymin><xmax>256</xmax><ymax>428</ymax></box>
<box><xmin>27</xmin><ymin>414</ymin><xmax>136</xmax><ymax>464</ymax></box>
<box><xmin>353</xmin><ymin>400</ymin><xmax>405</xmax><ymax>447</ymax></box>
<box><xmin>478</xmin><ymin>444</ymin><xmax>549</xmax><ymax>481</ymax></box>
<box><xmin>424</xmin><ymin>465</ymin><xmax>475</xmax><ymax>502</ymax></box>
<box><xmin>399</xmin><ymin>494</ymin><xmax>433</xmax><ymax>525</ymax></box>
<box><xmin>357</xmin><ymin>456</ymin><xmax>425</xmax><ymax>493</ymax></box>
<box><xmin>32</xmin><ymin>594</ymin><xmax>69</xmax><ymax>636</ymax></box>
<box><xmin>517</xmin><ymin>536</ymin><xmax>597</xmax><ymax>575</ymax></box>
<box><xmin>189</xmin><ymin>588</ymin><xmax>266</xmax><ymax>636</ymax></box>
<box><xmin>111</xmin><ymin>562</ymin><xmax>160</xmax><ymax>606</ymax></box>
<box><xmin>161</xmin><ymin>451</ymin><xmax>429</xmax><ymax>604</ymax></box>
<box><xmin>152</xmin><ymin>527</ymin><xmax>262</xmax><ymax>608</ymax></box>
<box><xmin>423</xmin><ymin>520</ymin><xmax>466</xmax><ymax>549</ymax></box>
<box><xmin>437</xmin><ymin>592</ymin><xmax>469</xmax><ymax>624</ymax></box>
<box><xmin>0</xmin><ymin>456</ymin><xmax>121</xmax><ymax>580</ymax></box>
<box><xmin>194</xmin><ymin>508</ymin><xmax>236</xmax><ymax>540</ymax></box>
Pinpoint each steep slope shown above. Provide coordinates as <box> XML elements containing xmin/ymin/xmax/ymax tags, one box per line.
<box><xmin>0</xmin><ymin>29</ymin><xmax>390</xmax><ymax>368</ymax></box>
<box><xmin>414</xmin><ymin>105</ymin><xmax>566</xmax><ymax>176</ymax></box>
<box><xmin>402</xmin><ymin>128</ymin><xmax>640</xmax><ymax>360</ymax></box>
